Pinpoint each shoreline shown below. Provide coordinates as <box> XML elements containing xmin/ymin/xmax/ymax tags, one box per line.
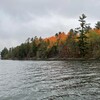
<box><xmin>1</xmin><ymin>57</ymin><xmax>100</xmax><ymax>61</ymax></box>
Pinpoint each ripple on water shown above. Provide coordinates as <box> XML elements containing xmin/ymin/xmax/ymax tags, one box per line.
<box><xmin>0</xmin><ymin>60</ymin><xmax>100</xmax><ymax>100</ymax></box>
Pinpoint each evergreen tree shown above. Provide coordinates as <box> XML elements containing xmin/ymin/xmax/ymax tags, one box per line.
<box><xmin>95</xmin><ymin>21</ymin><xmax>100</xmax><ymax>29</ymax></box>
<box><xmin>76</xmin><ymin>14</ymin><xmax>90</xmax><ymax>57</ymax></box>
<box><xmin>1</xmin><ymin>47</ymin><xmax>8</xmax><ymax>59</ymax></box>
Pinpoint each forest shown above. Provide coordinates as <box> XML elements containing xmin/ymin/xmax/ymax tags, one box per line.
<box><xmin>1</xmin><ymin>14</ymin><xmax>100</xmax><ymax>60</ymax></box>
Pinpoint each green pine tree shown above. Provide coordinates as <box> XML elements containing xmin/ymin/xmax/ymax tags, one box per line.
<box><xmin>76</xmin><ymin>14</ymin><xmax>90</xmax><ymax>57</ymax></box>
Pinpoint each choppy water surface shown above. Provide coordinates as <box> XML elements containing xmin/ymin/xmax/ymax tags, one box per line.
<box><xmin>0</xmin><ymin>60</ymin><xmax>100</xmax><ymax>100</ymax></box>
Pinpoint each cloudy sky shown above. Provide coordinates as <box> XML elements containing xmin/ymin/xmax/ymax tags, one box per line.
<box><xmin>0</xmin><ymin>0</ymin><xmax>100</xmax><ymax>51</ymax></box>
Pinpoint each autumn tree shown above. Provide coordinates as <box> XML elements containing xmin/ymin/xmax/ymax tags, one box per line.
<box><xmin>60</xmin><ymin>29</ymin><xmax>78</xmax><ymax>58</ymax></box>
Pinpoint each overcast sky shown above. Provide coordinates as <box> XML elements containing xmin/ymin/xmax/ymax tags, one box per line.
<box><xmin>0</xmin><ymin>0</ymin><xmax>100</xmax><ymax>51</ymax></box>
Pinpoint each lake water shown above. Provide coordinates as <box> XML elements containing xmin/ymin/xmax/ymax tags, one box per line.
<box><xmin>0</xmin><ymin>60</ymin><xmax>100</xmax><ymax>100</ymax></box>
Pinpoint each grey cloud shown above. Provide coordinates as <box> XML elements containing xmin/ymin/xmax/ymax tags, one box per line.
<box><xmin>1</xmin><ymin>0</ymin><xmax>100</xmax><ymax>19</ymax></box>
<box><xmin>0</xmin><ymin>0</ymin><xmax>100</xmax><ymax>50</ymax></box>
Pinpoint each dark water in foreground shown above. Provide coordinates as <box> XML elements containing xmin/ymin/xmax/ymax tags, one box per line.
<box><xmin>0</xmin><ymin>60</ymin><xmax>100</xmax><ymax>100</ymax></box>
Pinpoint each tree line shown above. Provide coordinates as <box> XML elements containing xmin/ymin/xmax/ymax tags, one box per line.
<box><xmin>1</xmin><ymin>14</ymin><xmax>100</xmax><ymax>59</ymax></box>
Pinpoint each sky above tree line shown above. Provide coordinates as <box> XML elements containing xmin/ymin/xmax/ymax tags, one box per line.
<box><xmin>0</xmin><ymin>0</ymin><xmax>100</xmax><ymax>51</ymax></box>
